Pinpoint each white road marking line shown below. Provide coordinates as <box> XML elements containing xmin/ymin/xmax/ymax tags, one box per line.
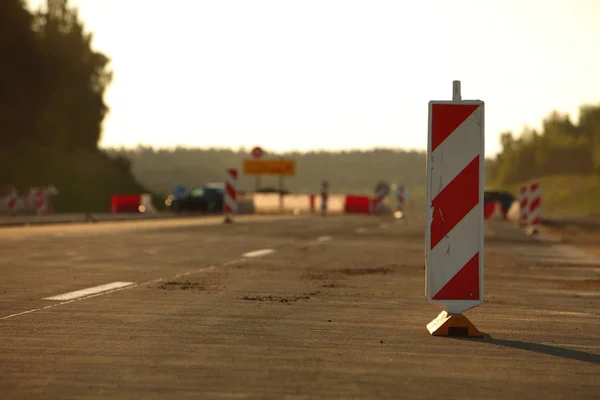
<box><xmin>316</xmin><ymin>236</ymin><xmax>332</xmax><ymax>242</ymax></box>
<box><xmin>241</xmin><ymin>249</ymin><xmax>275</xmax><ymax>258</ymax></box>
<box><xmin>1</xmin><ymin>236</ymin><xmax>323</xmax><ymax>321</ymax></box>
<box><xmin>43</xmin><ymin>281</ymin><xmax>136</xmax><ymax>301</ymax></box>
<box><xmin>1</xmin><ymin>266</ymin><xmax>219</xmax><ymax>321</ymax></box>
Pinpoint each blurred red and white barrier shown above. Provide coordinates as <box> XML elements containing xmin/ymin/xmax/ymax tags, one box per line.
<box><xmin>3</xmin><ymin>186</ymin><xmax>18</xmax><ymax>215</ymax></box>
<box><xmin>484</xmin><ymin>201</ymin><xmax>506</xmax><ymax>221</ymax></box>
<box><xmin>518</xmin><ymin>184</ymin><xmax>529</xmax><ymax>226</ymax></box>
<box><xmin>395</xmin><ymin>184</ymin><xmax>406</xmax><ymax>215</ymax></box>
<box><xmin>223</xmin><ymin>169</ymin><xmax>238</xmax><ymax>223</ymax></box>
<box><xmin>34</xmin><ymin>185</ymin><xmax>58</xmax><ymax>215</ymax></box>
<box><xmin>371</xmin><ymin>183</ymin><xmax>388</xmax><ymax>214</ymax></box>
<box><xmin>139</xmin><ymin>193</ymin><xmax>157</xmax><ymax>213</ymax></box>
<box><xmin>14</xmin><ymin>185</ymin><xmax>59</xmax><ymax>215</ymax></box>
<box><xmin>321</xmin><ymin>180</ymin><xmax>328</xmax><ymax>215</ymax></box>
<box><xmin>528</xmin><ymin>182</ymin><xmax>541</xmax><ymax>232</ymax></box>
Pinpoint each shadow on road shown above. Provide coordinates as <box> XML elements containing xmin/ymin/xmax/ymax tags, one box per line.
<box><xmin>455</xmin><ymin>335</ymin><xmax>600</xmax><ymax>365</ymax></box>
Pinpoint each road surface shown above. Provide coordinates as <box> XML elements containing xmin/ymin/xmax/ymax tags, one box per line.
<box><xmin>0</xmin><ymin>213</ymin><xmax>599</xmax><ymax>399</ymax></box>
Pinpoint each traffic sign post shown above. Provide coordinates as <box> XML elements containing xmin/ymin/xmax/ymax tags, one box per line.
<box><xmin>395</xmin><ymin>184</ymin><xmax>406</xmax><ymax>218</ymax></box>
<box><xmin>242</xmin><ymin>150</ymin><xmax>296</xmax><ymax>214</ymax></box>
<box><xmin>251</xmin><ymin>146</ymin><xmax>264</xmax><ymax>159</ymax></box>
<box><xmin>243</xmin><ymin>159</ymin><xmax>295</xmax><ymax>176</ymax></box>
<box><xmin>223</xmin><ymin>169</ymin><xmax>238</xmax><ymax>223</ymax></box>
<box><xmin>425</xmin><ymin>80</ymin><xmax>485</xmax><ymax>337</ymax></box>
<box><xmin>321</xmin><ymin>180</ymin><xmax>328</xmax><ymax>216</ymax></box>
<box><xmin>251</xmin><ymin>147</ymin><xmax>264</xmax><ymax>191</ymax></box>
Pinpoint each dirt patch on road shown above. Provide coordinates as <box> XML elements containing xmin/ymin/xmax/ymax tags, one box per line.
<box><xmin>156</xmin><ymin>277</ymin><xmax>223</xmax><ymax>293</ymax></box>
<box><xmin>320</xmin><ymin>283</ymin><xmax>346</xmax><ymax>289</ymax></box>
<box><xmin>241</xmin><ymin>292</ymin><xmax>321</xmax><ymax>303</ymax></box>
<box><xmin>159</xmin><ymin>280</ymin><xmax>203</xmax><ymax>290</ymax></box>
<box><xmin>303</xmin><ymin>267</ymin><xmax>392</xmax><ymax>281</ymax></box>
<box><xmin>303</xmin><ymin>265</ymin><xmax>421</xmax><ymax>282</ymax></box>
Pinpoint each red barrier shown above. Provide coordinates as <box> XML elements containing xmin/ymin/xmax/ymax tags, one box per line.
<box><xmin>344</xmin><ymin>195</ymin><xmax>372</xmax><ymax>214</ymax></box>
<box><xmin>309</xmin><ymin>194</ymin><xmax>316</xmax><ymax>213</ymax></box>
<box><xmin>111</xmin><ymin>194</ymin><xmax>141</xmax><ymax>213</ymax></box>
<box><xmin>483</xmin><ymin>200</ymin><xmax>506</xmax><ymax>221</ymax></box>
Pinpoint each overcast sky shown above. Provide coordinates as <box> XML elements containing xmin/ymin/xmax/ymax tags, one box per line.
<box><xmin>28</xmin><ymin>0</ymin><xmax>600</xmax><ymax>156</ymax></box>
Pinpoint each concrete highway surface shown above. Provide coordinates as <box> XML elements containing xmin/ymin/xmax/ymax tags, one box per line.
<box><xmin>0</xmin><ymin>213</ymin><xmax>599</xmax><ymax>399</ymax></box>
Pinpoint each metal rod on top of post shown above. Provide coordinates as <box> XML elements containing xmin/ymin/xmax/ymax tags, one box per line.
<box><xmin>278</xmin><ymin>155</ymin><xmax>284</xmax><ymax>213</ymax></box>
<box><xmin>453</xmin><ymin>80</ymin><xmax>461</xmax><ymax>101</ymax></box>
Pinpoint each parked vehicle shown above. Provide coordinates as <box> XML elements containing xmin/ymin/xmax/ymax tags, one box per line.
<box><xmin>168</xmin><ymin>184</ymin><xmax>224</xmax><ymax>213</ymax></box>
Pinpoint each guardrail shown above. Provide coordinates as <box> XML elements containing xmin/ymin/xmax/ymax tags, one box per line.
<box><xmin>0</xmin><ymin>212</ymin><xmax>202</xmax><ymax>227</ymax></box>
<box><xmin>0</xmin><ymin>192</ymin><xmax>399</xmax><ymax>227</ymax></box>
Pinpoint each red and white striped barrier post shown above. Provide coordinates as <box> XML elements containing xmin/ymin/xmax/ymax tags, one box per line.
<box><xmin>33</xmin><ymin>185</ymin><xmax>59</xmax><ymax>215</ymax></box>
<box><xmin>34</xmin><ymin>188</ymin><xmax>46</xmax><ymax>215</ymax></box>
<box><xmin>395</xmin><ymin>184</ymin><xmax>406</xmax><ymax>218</ymax></box>
<box><xmin>372</xmin><ymin>183</ymin><xmax>388</xmax><ymax>215</ymax></box>
<box><xmin>223</xmin><ymin>169</ymin><xmax>238</xmax><ymax>223</ymax></box>
<box><xmin>527</xmin><ymin>182</ymin><xmax>541</xmax><ymax>234</ymax></box>
<box><xmin>22</xmin><ymin>189</ymin><xmax>34</xmax><ymax>214</ymax></box>
<box><xmin>484</xmin><ymin>201</ymin><xmax>506</xmax><ymax>221</ymax></box>
<box><xmin>425</xmin><ymin>80</ymin><xmax>485</xmax><ymax>337</ymax></box>
<box><xmin>4</xmin><ymin>186</ymin><xmax>18</xmax><ymax>215</ymax></box>
<box><xmin>518</xmin><ymin>184</ymin><xmax>530</xmax><ymax>227</ymax></box>
<box><xmin>139</xmin><ymin>193</ymin><xmax>157</xmax><ymax>213</ymax></box>
<box><xmin>321</xmin><ymin>180</ymin><xmax>328</xmax><ymax>216</ymax></box>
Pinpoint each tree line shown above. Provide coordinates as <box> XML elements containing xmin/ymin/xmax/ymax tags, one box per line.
<box><xmin>487</xmin><ymin>103</ymin><xmax>600</xmax><ymax>185</ymax></box>
<box><xmin>0</xmin><ymin>0</ymin><xmax>111</xmax><ymax>153</ymax></box>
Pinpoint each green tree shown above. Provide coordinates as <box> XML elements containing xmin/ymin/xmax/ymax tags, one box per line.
<box><xmin>33</xmin><ymin>0</ymin><xmax>113</xmax><ymax>151</ymax></box>
<box><xmin>578</xmin><ymin>104</ymin><xmax>600</xmax><ymax>172</ymax></box>
<box><xmin>0</xmin><ymin>0</ymin><xmax>47</xmax><ymax>147</ymax></box>
<box><xmin>487</xmin><ymin>103</ymin><xmax>600</xmax><ymax>186</ymax></box>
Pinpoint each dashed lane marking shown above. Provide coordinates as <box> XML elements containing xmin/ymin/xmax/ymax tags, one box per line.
<box><xmin>43</xmin><ymin>281</ymin><xmax>135</xmax><ymax>301</ymax></box>
<box><xmin>241</xmin><ymin>249</ymin><xmax>276</xmax><ymax>258</ymax></box>
<box><xmin>0</xmin><ymin>266</ymin><xmax>220</xmax><ymax>321</ymax></box>
<box><xmin>316</xmin><ymin>236</ymin><xmax>332</xmax><ymax>242</ymax></box>
<box><xmin>2</xmin><ymin>234</ymin><xmax>333</xmax><ymax>321</ymax></box>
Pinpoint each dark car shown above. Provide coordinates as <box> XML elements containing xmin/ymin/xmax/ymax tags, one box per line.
<box><xmin>170</xmin><ymin>184</ymin><xmax>224</xmax><ymax>213</ymax></box>
<box><xmin>484</xmin><ymin>188</ymin><xmax>515</xmax><ymax>213</ymax></box>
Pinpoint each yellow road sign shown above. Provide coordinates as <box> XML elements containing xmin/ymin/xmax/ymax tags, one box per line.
<box><xmin>243</xmin><ymin>159</ymin><xmax>296</xmax><ymax>176</ymax></box>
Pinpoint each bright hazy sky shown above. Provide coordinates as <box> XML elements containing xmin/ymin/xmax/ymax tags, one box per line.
<box><xmin>28</xmin><ymin>0</ymin><xmax>600</xmax><ymax>156</ymax></box>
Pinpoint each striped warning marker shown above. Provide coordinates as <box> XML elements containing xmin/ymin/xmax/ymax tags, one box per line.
<box><xmin>4</xmin><ymin>186</ymin><xmax>18</xmax><ymax>215</ymax></box>
<box><xmin>372</xmin><ymin>183</ymin><xmax>388</xmax><ymax>215</ymax></box>
<box><xmin>395</xmin><ymin>184</ymin><xmax>406</xmax><ymax>219</ymax></box>
<box><xmin>518</xmin><ymin>183</ymin><xmax>530</xmax><ymax>227</ymax></box>
<box><xmin>321</xmin><ymin>180</ymin><xmax>328</xmax><ymax>216</ymax></box>
<box><xmin>527</xmin><ymin>182</ymin><xmax>541</xmax><ymax>234</ymax></box>
<box><xmin>223</xmin><ymin>169</ymin><xmax>238</xmax><ymax>223</ymax></box>
<box><xmin>484</xmin><ymin>201</ymin><xmax>506</xmax><ymax>221</ymax></box>
<box><xmin>425</xmin><ymin>80</ymin><xmax>485</xmax><ymax>337</ymax></box>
